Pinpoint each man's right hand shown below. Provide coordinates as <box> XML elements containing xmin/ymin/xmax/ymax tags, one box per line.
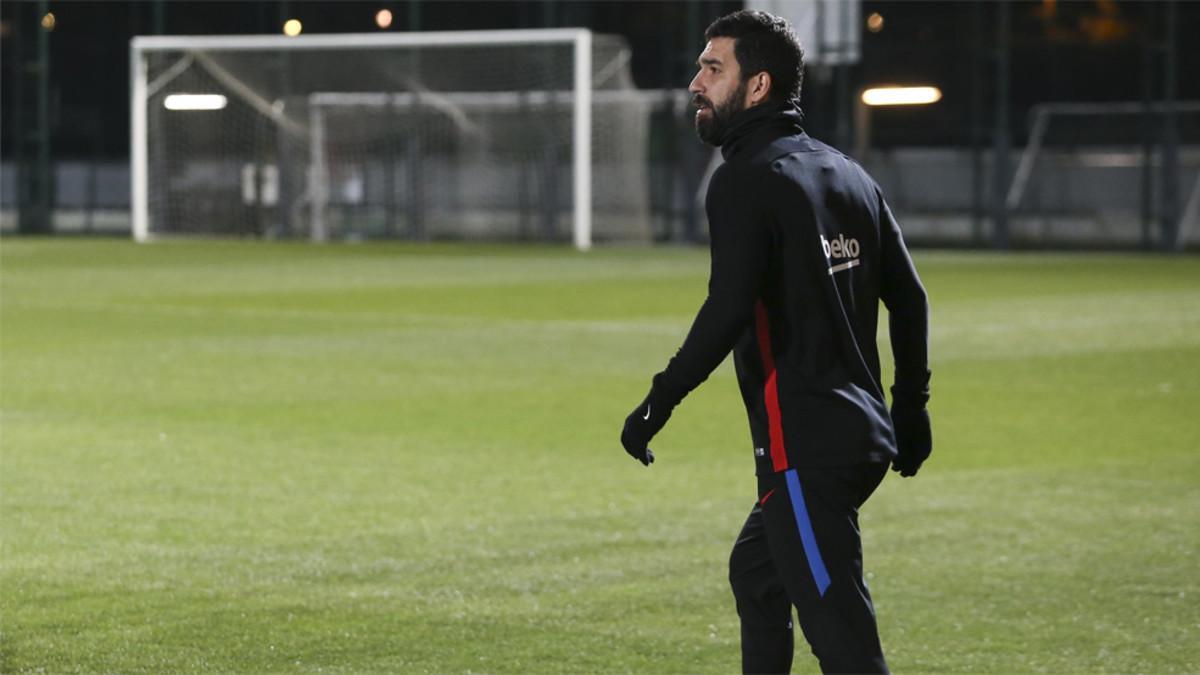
<box><xmin>620</xmin><ymin>387</ymin><xmax>674</xmax><ymax>467</ymax></box>
<box><xmin>890</xmin><ymin>404</ymin><xmax>931</xmax><ymax>477</ymax></box>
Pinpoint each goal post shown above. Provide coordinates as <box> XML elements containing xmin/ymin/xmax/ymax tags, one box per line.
<box><xmin>129</xmin><ymin>29</ymin><xmax>651</xmax><ymax>249</ymax></box>
<box><xmin>573</xmin><ymin>30</ymin><xmax>591</xmax><ymax>251</ymax></box>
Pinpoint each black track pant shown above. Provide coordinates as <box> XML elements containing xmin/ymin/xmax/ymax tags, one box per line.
<box><xmin>729</xmin><ymin>463</ymin><xmax>889</xmax><ymax>674</ymax></box>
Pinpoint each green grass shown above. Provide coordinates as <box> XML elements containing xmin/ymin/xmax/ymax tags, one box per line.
<box><xmin>2</xmin><ymin>240</ymin><xmax>1198</xmax><ymax>673</ymax></box>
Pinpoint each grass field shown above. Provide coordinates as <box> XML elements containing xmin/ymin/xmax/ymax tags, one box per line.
<box><xmin>2</xmin><ymin>239</ymin><xmax>1198</xmax><ymax>673</ymax></box>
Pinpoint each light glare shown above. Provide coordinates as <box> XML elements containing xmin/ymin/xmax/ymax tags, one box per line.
<box><xmin>866</xmin><ymin>12</ymin><xmax>884</xmax><ymax>33</ymax></box>
<box><xmin>375</xmin><ymin>9</ymin><xmax>393</xmax><ymax>29</ymax></box>
<box><xmin>41</xmin><ymin>12</ymin><xmax>56</xmax><ymax>31</ymax></box>
<box><xmin>164</xmin><ymin>94</ymin><xmax>228</xmax><ymax>111</ymax></box>
<box><xmin>861</xmin><ymin>86</ymin><xmax>942</xmax><ymax>106</ymax></box>
<box><xmin>283</xmin><ymin>19</ymin><xmax>302</xmax><ymax>37</ymax></box>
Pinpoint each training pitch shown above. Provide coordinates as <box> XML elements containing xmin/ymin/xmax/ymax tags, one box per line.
<box><xmin>1</xmin><ymin>240</ymin><xmax>1198</xmax><ymax>672</ymax></box>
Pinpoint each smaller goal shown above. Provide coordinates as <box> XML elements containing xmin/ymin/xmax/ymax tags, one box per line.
<box><xmin>1005</xmin><ymin>101</ymin><xmax>1200</xmax><ymax>249</ymax></box>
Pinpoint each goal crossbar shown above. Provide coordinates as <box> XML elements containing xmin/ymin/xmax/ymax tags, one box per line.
<box><xmin>131</xmin><ymin>29</ymin><xmax>591</xmax><ymax>52</ymax></box>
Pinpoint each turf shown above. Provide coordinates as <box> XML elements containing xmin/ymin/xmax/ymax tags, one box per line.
<box><xmin>1</xmin><ymin>240</ymin><xmax>1198</xmax><ymax>673</ymax></box>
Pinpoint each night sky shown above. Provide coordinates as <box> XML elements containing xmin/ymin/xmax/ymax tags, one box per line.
<box><xmin>2</xmin><ymin>0</ymin><xmax>1197</xmax><ymax>161</ymax></box>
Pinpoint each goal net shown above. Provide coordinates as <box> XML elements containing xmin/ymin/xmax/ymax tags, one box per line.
<box><xmin>131</xmin><ymin>30</ymin><xmax>654</xmax><ymax>249</ymax></box>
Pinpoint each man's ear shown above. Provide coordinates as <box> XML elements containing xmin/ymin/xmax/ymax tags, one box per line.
<box><xmin>747</xmin><ymin>71</ymin><xmax>773</xmax><ymax>106</ymax></box>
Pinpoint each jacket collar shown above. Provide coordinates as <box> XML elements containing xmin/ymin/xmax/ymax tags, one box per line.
<box><xmin>718</xmin><ymin>100</ymin><xmax>805</xmax><ymax>160</ymax></box>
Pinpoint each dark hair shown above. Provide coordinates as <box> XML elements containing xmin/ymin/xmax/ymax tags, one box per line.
<box><xmin>705</xmin><ymin>10</ymin><xmax>805</xmax><ymax>105</ymax></box>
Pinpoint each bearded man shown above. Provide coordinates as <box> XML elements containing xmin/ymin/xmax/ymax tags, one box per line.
<box><xmin>619</xmin><ymin>10</ymin><xmax>933</xmax><ymax>674</ymax></box>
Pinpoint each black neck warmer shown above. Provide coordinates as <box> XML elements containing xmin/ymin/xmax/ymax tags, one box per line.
<box><xmin>718</xmin><ymin>100</ymin><xmax>805</xmax><ymax>160</ymax></box>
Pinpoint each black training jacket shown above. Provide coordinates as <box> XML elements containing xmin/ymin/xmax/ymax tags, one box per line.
<box><xmin>654</xmin><ymin>102</ymin><xmax>930</xmax><ymax>474</ymax></box>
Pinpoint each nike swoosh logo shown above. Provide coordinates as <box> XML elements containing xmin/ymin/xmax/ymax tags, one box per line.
<box><xmin>643</xmin><ymin>405</ymin><xmax>651</xmax><ymax>421</ymax></box>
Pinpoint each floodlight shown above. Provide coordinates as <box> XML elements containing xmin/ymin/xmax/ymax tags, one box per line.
<box><xmin>163</xmin><ymin>94</ymin><xmax>228</xmax><ymax>111</ymax></box>
<box><xmin>861</xmin><ymin>86</ymin><xmax>942</xmax><ymax>106</ymax></box>
<box><xmin>375</xmin><ymin>9</ymin><xmax>393</xmax><ymax>29</ymax></box>
<box><xmin>283</xmin><ymin>19</ymin><xmax>302</xmax><ymax>37</ymax></box>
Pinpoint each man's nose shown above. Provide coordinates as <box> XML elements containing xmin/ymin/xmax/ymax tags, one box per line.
<box><xmin>688</xmin><ymin>73</ymin><xmax>703</xmax><ymax>95</ymax></box>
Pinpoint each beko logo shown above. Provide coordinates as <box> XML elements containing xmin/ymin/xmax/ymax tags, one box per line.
<box><xmin>821</xmin><ymin>234</ymin><xmax>861</xmax><ymax>274</ymax></box>
<box><xmin>821</xmin><ymin>234</ymin><xmax>860</xmax><ymax>259</ymax></box>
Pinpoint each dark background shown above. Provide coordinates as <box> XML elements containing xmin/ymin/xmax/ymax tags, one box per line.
<box><xmin>4</xmin><ymin>0</ymin><xmax>1197</xmax><ymax>160</ymax></box>
<box><xmin>1</xmin><ymin>0</ymin><xmax>1196</xmax><ymax>248</ymax></box>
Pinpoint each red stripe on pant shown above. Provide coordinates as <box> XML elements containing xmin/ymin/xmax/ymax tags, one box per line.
<box><xmin>755</xmin><ymin>301</ymin><xmax>789</xmax><ymax>472</ymax></box>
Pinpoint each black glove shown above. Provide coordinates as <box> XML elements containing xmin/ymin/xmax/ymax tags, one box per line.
<box><xmin>620</xmin><ymin>384</ymin><xmax>676</xmax><ymax>467</ymax></box>
<box><xmin>890</xmin><ymin>403</ymin><xmax>932</xmax><ymax>477</ymax></box>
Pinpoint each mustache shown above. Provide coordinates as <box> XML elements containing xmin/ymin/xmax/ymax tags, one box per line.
<box><xmin>692</xmin><ymin>95</ymin><xmax>713</xmax><ymax>109</ymax></box>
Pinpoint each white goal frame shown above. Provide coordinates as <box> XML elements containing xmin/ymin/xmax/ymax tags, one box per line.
<box><xmin>130</xmin><ymin>29</ymin><xmax>594</xmax><ymax>250</ymax></box>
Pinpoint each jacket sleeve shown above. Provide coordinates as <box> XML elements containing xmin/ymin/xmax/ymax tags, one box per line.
<box><xmin>877</xmin><ymin>193</ymin><xmax>931</xmax><ymax>408</ymax></box>
<box><xmin>653</xmin><ymin>167</ymin><xmax>773</xmax><ymax>405</ymax></box>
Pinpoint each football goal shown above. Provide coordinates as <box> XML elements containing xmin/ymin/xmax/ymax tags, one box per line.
<box><xmin>1005</xmin><ymin>101</ymin><xmax>1200</xmax><ymax>249</ymax></box>
<box><xmin>130</xmin><ymin>29</ymin><xmax>655</xmax><ymax>249</ymax></box>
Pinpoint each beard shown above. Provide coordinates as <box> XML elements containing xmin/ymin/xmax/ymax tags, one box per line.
<box><xmin>693</xmin><ymin>79</ymin><xmax>748</xmax><ymax>146</ymax></box>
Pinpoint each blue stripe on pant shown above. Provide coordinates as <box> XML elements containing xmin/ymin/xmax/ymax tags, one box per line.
<box><xmin>784</xmin><ymin>469</ymin><xmax>832</xmax><ymax>597</ymax></box>
<box><xmin>730</xmin><ymin>464</ymin><xmax>891</xmax><ymax>673</ymax></box>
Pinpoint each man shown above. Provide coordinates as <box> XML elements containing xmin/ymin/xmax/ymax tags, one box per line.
<box><xmin>620</xmin><ymin>10</ymin><xmax>931</xmax><ymax>675</ymax></box>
